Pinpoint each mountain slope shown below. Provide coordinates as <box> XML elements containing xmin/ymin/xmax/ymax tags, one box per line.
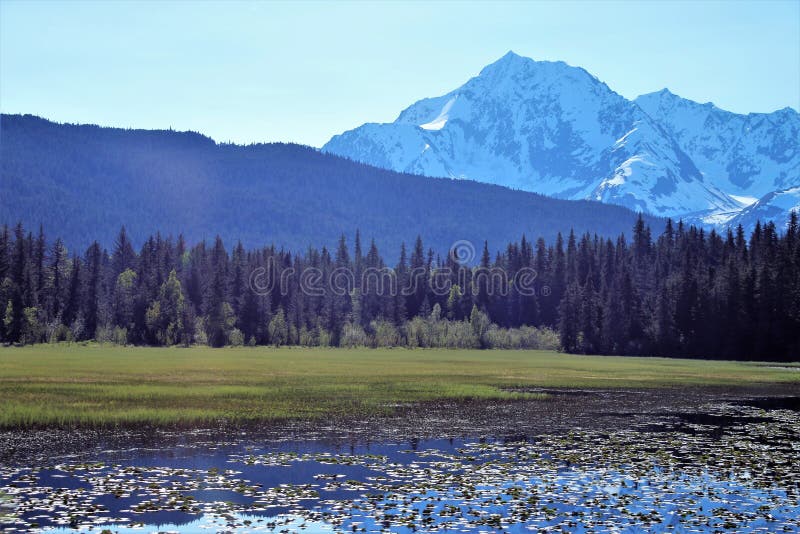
<box><xmin>635</xmin><ymin>89</ymin><xmax>800</xmax><ymax>225</ymax></box>
<box><xmin>0</xmin><ymin>114</ymin><xmax>661</xmax><ymax>257</ymax></box>
<box><xmin>323</xmin><ymin>51</ymin><xmax>798</xmax><ymax>227</ymax></box>
<box><xmin>727</xmin><ymin>186</ymin><xmax>800</xmax><ymax>230</ymax></box>
<box><xmin>636</xmin><ymin>89</ymin><xmax>800</xmax><ymax>196</ymax></box>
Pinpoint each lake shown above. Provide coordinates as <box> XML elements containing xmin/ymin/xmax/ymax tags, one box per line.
<box><xmin>1</xmin><ymin>394</ymin><xmax>798</xmax><ymax>533</ymax></box>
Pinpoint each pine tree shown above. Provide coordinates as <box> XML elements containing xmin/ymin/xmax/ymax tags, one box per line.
<box><xmin>112</xmin><ymin>226</ymin><xmax>136</xmax><ymax>277</ymax></box>
<box><xmin>33</xmin><ymin>224</ymin><xmax>46</xmax><ymax>306</ymax></box>
<box><xmin>83</xmin><ymin>242</ymin><xmax>103</xmax><ymax>339</ymax></box>
<box><xmin>558</xmin><ymin>281</ymin><xmax>579</xmax><ymax>353</ymax></box>
<box><xmin>6</xmin><ymin>224</ymin><xmax>28</xmax><ymax>342</ymax></box>
<box><xmin>48</xmin><ymin>238</ymin><xmax>68</xmax><ymax>319</ymax></box>
<box><xmin>0</xmin><ymin>225</ymin><xmax>9</xmax><ymax>341</ymax></box>
<box><xmin>205</xmin><ymin>236</ymin><xmax>230</xmax><ymax>347</ymax></box>
<box><xmin>63</xmin><ymin>256</ymin><xmax>83</xmax><ymax>337</ymax></box>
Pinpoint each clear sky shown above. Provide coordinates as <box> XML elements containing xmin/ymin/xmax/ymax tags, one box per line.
<box><xmin>1</xmin><ymin>0</ymin><xmax>798</xmax><ymax>147</ymax></box>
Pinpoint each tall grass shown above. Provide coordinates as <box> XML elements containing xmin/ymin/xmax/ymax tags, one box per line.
<box><xmin>0</xmin><ymin>344</ymin><xmax>796</xmax><ymax>428</ymax></box>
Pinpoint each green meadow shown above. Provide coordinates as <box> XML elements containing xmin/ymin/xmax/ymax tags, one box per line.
<box><xmin>0</xmin><ymin>344</ymin><xmax>797</xmax><ymax>428</ymax></box>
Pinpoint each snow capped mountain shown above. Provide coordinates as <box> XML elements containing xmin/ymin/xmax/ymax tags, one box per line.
<box><xmin>635</xmin><ymin>89</ymin><xmax>800</xmax><ymax>199</ymax></box>
<box><xmin>727</xmin><ymin>186</ymin><xmax>800</xmax><ymax>230</ymax></box>
<box><xmin>323</xmin><ymin>51</ymin><xmax>798</xmax><ymax>228</ymax></box>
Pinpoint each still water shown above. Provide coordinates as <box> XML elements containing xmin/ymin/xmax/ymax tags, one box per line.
<box><xmin>1</xmin><ymin>398</ymin><xmax>798</xmax><ymax>533</ymax></box>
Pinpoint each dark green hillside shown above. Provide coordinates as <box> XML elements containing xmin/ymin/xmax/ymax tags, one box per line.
<box><xmin>0</xmin><ymin>114</ymin><xmax>661</xmax><ymax>256</ymax></box>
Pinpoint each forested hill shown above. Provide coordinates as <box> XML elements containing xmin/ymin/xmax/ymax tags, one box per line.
<box><xmin>0</xmin><ymin>114</ymin><xmax>661</xmax><ymax>257</ymax></box>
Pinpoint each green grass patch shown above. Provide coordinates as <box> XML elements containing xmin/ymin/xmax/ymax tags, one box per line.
<box><xmin>0</xmin><ymin>345</ymin><xmax>796</xmax><ymax>428</ymax></box>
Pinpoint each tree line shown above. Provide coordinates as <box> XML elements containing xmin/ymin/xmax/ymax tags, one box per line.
<box><xmin>0</xmin><ymin>213</ymin><xmax>798</xmax><ymax>361</ymax></box>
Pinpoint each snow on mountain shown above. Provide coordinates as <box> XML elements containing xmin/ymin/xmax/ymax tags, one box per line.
<box><xmin>590</xmin><ymin>118</ymin><xmax>741</xmax><ymax>217</ymax></box>
<box><xmin>727</xmin><ymin>186</ymin><xmax>800</xmax><ymax>230</ymax></box>
<box><xmin>635</xmin><ymin>89</ymin><xmax>800</xmax><ymax>199</ymax></box>
<box><xmin>323</xmin><ymin>51</ymin><xmax>798</xmax><ymax>228</ymax></box>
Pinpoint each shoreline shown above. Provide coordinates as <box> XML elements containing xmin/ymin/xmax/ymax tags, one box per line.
<box><xmin>2</xmin><ymin>383</ymin><xmax>796</xmax><ymax>465</ymax></box>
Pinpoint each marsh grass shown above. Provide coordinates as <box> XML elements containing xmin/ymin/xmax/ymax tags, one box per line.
<box><xmin>0</xmin><ymin>344</ymin><xmax>796</xmax><ymax>428</ymax></box>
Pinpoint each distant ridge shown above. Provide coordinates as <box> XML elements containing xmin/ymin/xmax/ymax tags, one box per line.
<box><xmin>0</xmin><ymin>113</ymin><xmax>661</xmax><ymax>257</ymax></box>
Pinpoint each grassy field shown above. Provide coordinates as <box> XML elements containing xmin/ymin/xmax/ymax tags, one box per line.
<box><xmin>0</xmin><ymin>344</ymin><xmax>797</xmax><ymax>428</ymax></box>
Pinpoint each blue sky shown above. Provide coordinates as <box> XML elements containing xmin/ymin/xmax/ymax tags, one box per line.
<box><xmin>1</xmin><ymin>0</ymin><xmax>798</xmax><ymax>147</ymax></box>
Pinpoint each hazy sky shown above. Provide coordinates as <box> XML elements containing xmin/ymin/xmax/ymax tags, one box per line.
<box><xmin>1</xmin><ymin>0</ymin><xmax>798</xmax><ymax>147</ymax></box>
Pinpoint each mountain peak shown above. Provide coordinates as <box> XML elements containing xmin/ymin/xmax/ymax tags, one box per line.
<box><xmin>638</xmin><ymin>88</ymin><xmax>678</xmax><ymax>101</ymax></box>
<box><xmin>637</xmin><ymin>88</ymin><xmax>724</xmax><ymax>113</ymax></box>
<box><xmin>479</xmin><ymin>50</ymin><xmax>532</xmax><ymax>74</ymax></box>
<box><xmin>323</xmin><ymin>55</ymin><xmax>799</xmax><ymax>229</ymax></box>
<box><xmin>477</xmin><ymin>52</ymin><xmax>598</xmax><ymax>90</ymax></box>
<box><xmin>775</xmin><ymin>106</ymin><xmax>799</xmax><ymax>116</ymax></box>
